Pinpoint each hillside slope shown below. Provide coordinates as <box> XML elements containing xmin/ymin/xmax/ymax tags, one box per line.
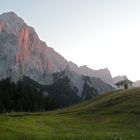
<box><xmin>58</xmin><ymin>88</ymin><xmax>140</xmax><ymax>114</ymax></box>
<box><xmin>0</xmin><ymin>88</ymin><xmax>140</xmax><ymax>140</ymax></box>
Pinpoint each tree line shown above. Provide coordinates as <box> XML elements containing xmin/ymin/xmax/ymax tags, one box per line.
<box><xmin>0</xmin><ymin>79</ymin><xmax>59</xmax><ymax>113</ymax></box>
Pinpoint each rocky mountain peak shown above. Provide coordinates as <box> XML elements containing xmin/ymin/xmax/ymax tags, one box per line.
<box><xmin>0</xmin><ymin>11</ymin><xmax>115</xmax><ymax>106</ymax></box>
<box><xmin>0</xmin><ymin>11</ymin><xmax>114</xmax><ymax>86</ymax></box>
<box><xmin>0</xmin><ymin>12</ymin><xmax>26</xmax><ymax>35</ymax></box>
<box><xmin>0</xmin><ymin>12</ymin><xmax>69</xmax><ymax>82</ymax></box>
<box><xmin>0</xmin><ymin>12</ymin><xmax>19</xmax><ymax>19</ymax></box>
<box><xmin>113</xmin><ymin>75</ymin><xmax>128</xmax><ymax>84</ymax></box>
<box><xmin>77</xmin><ymin>66</ymin><xmax>113</xmax><ymax>85</ymax></box>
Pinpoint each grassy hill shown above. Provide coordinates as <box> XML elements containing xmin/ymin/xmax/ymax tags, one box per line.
<box><xmin>0</xmin><ymin>88</ymin><xmax>140</xmax><ymax>140</ymax></box>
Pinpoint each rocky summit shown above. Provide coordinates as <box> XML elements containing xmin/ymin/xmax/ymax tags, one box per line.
<box><xmin>0</xmin><ymin>12</ymin><xmax>114</xmax><ymax>106</ymax></box>
<box><xmin>0</xmin><ymin>12</ymin><xmax>68</xmax><ymax>84</ymax></box>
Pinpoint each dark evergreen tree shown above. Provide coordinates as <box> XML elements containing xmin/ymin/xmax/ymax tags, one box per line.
<box><xmin>0</xmin><ymin>79</ymin><xmax>59</xmax><ymax>113</ymax></box>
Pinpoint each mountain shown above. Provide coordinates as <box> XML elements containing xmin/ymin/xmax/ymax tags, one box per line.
<box><xmin>68</xmin><ymin>62</ymin><xmax>113</xmax><ymax>85</ymax></box>
<box><xmin>0</xmin><ymin>12</ymin><xmax>68</xmax><ymax>84</ymax></box>
<box><xmin>0</xmin><ymin>12</ymin><xmax>114</xmax><ymax>106</ymax></box>
<box><xmin>113</xmin><ymin>75</ymin><xmax>128</xmax><ymax>84</ymax></box>
<box><xmin>21</xmin><ymin>66</ymin><xmax>114</xmax><ymax>107</ymax></box>
<box><xmin>0</xmin><ymin>12</ymin><xmax>113</xmax><ymax>85</ymax></box>
<box><xmin>78</xmin><ymin>66</ymin><xmax>113</xmax><ymax>85</ymax></box>
<box><xmin>133</xmin><ymin>80</ymin><xmax>140</xmax><ymax>87</ymax></box>
<box><xmin>47</xmin><ymin>67</ymin><xmax>114</xmax><ymax>106</ymax></box>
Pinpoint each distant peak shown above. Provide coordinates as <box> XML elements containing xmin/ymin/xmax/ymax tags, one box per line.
<box><xmin>1</xmin><ymin>11</ymin><xmax>17</xmax><ymax>16</ymax></box>
<box><xmin>0</xmin><ymin>11</ymin><xmax>20</xmax><ymax>20</ymax></box>
<box><xmin>0</xmin><ymin>11</ymin><xmax>26</xmax><ymax>35</ymax></box>
<box><xmin>0</xmin><ymin>11</ymin><xmax>24</xmax><ymax>23</ymax></box>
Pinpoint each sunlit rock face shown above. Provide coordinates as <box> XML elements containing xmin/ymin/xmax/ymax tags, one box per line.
<box><xmin>16</xmin><ymin>27</ymin><xmax>30</xmax><ymax>68</ymax></box>
<box><xmin>0</xmin><ymin>11</ymin><xmax>115</xmax><ymax>103</ymax></box>
<box><xmin>0</xmin><ymin>12</ymin><xmax>113</xmax><ymax>86</ymax></box>
<box><xmin>0</xmin><ymin>12</ymin><xmax>115</xmax><ymax>105</ymax></box>
<box><xmin>0</xmin><ymin>12</ymin><xmax>25</xmax><ymax>35</ymax></box>
<box><xmin>0</xmin><ymin>12</ymin><xmax>68</xmax><ymax>84</ymax></box>
<box><xmin>0</xmin><ymin>21</ymin><xmax>6</xmax><ymax>33</ymax></box>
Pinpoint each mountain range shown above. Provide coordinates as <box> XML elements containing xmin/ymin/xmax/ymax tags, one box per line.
<box><xmin>0</xmin><ymin>12</ymin><xmax>115</xmax><ymax>106</ymax></box>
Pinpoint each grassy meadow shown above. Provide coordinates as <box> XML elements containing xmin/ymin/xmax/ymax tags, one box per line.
<box><xmin>0</xmin><ymin>88</ymin><xmax>140</xmax><ymax>140</ymax></box>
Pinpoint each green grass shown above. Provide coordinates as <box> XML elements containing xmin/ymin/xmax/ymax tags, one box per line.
<box><xmin>0</xmin><ymin>88</ymin><xmax>140</xmax><ymax>140</ymax></box>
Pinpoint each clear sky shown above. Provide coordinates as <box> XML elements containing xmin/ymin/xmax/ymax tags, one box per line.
<box><xmin>0</xmin><ymin>0</ymin><xmax>140</xmax><ymax>81</ymax></box>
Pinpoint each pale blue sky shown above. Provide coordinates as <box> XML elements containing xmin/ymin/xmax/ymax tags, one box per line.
<box><xmin>1</xmin><ymin>0</ymin><xmax>140</xmax><ymax>81</ymax></box>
